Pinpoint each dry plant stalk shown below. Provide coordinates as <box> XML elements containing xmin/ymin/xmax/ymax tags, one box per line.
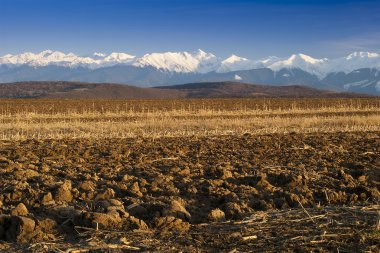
<box><xmin>0</xmin><ymin>98</ymin><xmax>378</xmax><ymax>140</ymax></box>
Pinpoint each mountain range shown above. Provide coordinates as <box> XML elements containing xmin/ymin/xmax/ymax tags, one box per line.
<box><xmin>0</xmin><ymin>50</ymin><xmax>380</xmax><ymax>94</ymax></box>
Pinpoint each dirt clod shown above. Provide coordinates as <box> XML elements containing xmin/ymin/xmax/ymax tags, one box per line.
<box><xmin>154</xmin><ymin>216</ymin><xmax>190</xmax><ymax>232</ymax></box>
<box><xmin>95</xmin><ymin>188</ymin><xmax>115</xmax><ymax>201</ymax></box>
<box><xmin>163</xmin><ymin>200</ymin><xmax>191</xmax><ymax>221</ymax></box>
<box><xmin>207</xmin><ymin>208</ymin><xmax>226</xmax><ymax>222</ymax></box>
<box><xmin>55</xmin><ymin>180</ymin><xmax>73</xmax><ymax>203</ymax></box>
<box><xmin>11</xmin><ymin>203</ymin><xmax>28</xmax><ymax>216</ymax></box>
<box><xmin>74</xmin><ymin>212</ymin><xmax>122</xmax><ymax>230</ymax></box>
<box><xmin>1</xmin><ymin>216</ymin><xmax>36</xmax><ymax>243</ymax></box>
<box><xmin>41</xmin><ymin>192</ymin><xmax>54</xmax><ymax>206</ymax></box>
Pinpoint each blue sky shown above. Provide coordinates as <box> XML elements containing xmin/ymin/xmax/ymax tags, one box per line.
<box><xmin>1</xmin><ymin>0</ymin><xmax>379</xmax><ymax>58</ymax></box>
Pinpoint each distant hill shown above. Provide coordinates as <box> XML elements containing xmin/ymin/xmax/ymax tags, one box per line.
<box><xmin>157</xmin><ymin>82</ymin><xmax>369</xmax><ymax>98</ymax></box>
<box><xmin>0</xmin><ymin>81</ymin><xmax>182</xmax><ymax>99</ymax></box>
<box><xmin>0</xmin><ymin>81</ymin><xmax>370</xmax><ymax>99</ymax></box>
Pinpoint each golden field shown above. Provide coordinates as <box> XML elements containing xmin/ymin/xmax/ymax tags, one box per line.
<box><xmin>0</xmin><ymin>98</ymin><xmax>379</xmax><ymax>140</ymax></box>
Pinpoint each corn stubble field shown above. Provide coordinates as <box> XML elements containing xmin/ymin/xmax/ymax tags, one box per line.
<box><xmin>0</xmin><ymin>98</ymin><xmax>379</xmax><ymax>252</ymax></box>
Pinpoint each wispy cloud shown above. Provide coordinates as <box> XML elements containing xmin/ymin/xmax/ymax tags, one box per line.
<box><xmin>320</xmin><ymin>32</ymin><xmax>380</xmax><ymax>54</ymax></box>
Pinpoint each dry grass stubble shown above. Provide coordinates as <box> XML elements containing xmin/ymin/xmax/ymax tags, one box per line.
<box><xmin>0</xmin><ymin>98</ymin><xmax>379</xmax><ymax>140</ymax></box>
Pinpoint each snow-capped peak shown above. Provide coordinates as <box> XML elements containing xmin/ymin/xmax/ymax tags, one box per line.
<box><xmin>194</xmin><ymin>49</ymin><xmax>207</xmax><ymax>57</ymax></box>
<box><xmin>217</xmin><ymin>54</ymin><xmax>253</xmax><ymax>72</ymax></box>
<box><xmin>267</xmin><ymin>53</ymin><xmax>329</xmax><ymax>78</ymax></box>
<box><xmin>224</xmin><ymin>54</ymin><xmax>249</xmax><ymax>64</ymax></box>
<box><xmin>104</xmin><ymin>53</ymin><xmax>135</xmax><ymax>62</ymax></box>
<box><xmin>328</xmin><ymin>51</ymin><xmax>380</xmax><ymax>73</ymax></box>
<box><xmin>193</xmin><ymin>49</ymin><xmax>216</xmax><ymax>60</ymax></box>
<box><xmin>257</xmin><ymin>56</ymin><xmax>280</xmax><ymax>66</ymax></box>
<box><xmin>38</xmin><ymin>50</ymin><xmax>54</xmax><ymax>57</ymax></box>
<box><xmin>133</xmin><ymin>49</ymin><xmax>219</xmax><ymax>73</ymax></box>
<box><xmin>282</xmin><ymin>53</ymin><xmax>327</xmax><ymax>65</ymax></box>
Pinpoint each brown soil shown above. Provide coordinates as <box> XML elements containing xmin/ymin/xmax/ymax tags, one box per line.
<box><xmin>0</xmin><ymin>132</ymin><xmax>379</xmax><ymax>252</ymax></box>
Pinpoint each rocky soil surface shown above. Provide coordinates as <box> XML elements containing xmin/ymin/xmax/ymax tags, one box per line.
<box><xmin>0</xmin><ymin>132</ymin><xmax>379</xmax><ymax>252</ymax></box>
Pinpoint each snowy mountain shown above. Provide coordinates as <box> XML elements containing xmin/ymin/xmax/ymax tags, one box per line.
<box><xmin>1</xmin><ymin>49</ymin><xmax>380</xmax><ymax>77</ymax></box>
<box><xmin>0</xmin><ymin>49</ymin><xmax>380</xmax><ymax>94</ymax></box>
<box><xmin>217</xmin><ymin>55</ymin><xmax>255</xmax><ymax>73</ymax></box>
<box><xmin>0</xmin><ymin>50</ymin><xmax>135</xmax><ymax>68</ymax></box>
<box><xmin>265</xmin><ymin>54</ymin><xmax>329</xmax><ymax>78</ymax></box>
<box><xmin>328</xmin><ymin>52</ymin><xmax>380</xmax><ymax>74</ymax></box>
<box><xmin>133</xmin><ymin>49</ymin><xmax>220</xmax><ymax>73</ymax></box>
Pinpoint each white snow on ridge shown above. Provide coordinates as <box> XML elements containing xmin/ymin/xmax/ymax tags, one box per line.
<box><xmin>133</xmin><ymin>49</ymin><xmax>219</xmax><ymax>73</ymax></box>
<box><xmin>0</xmin><ymin>50</ymin><xmax>80</xmax><ymax>66</ymax></box>
<box><xmin>328</xmin><ymin>51</ymin><xmax>380</xmax><ymax>74</ymax></box>
<box><xmin>266</xmin><ymin>54</ymin><xmax>329</xmax><ymax>78</ymax></box>
<box><xmin>103</xmin><ymin>52</ymin><xmax>135</xmax><ymax>62</ymax></box>
<box><xmin>0</xmin><ymin>50</ymin><xmax>135</xmax><ymax>68</ymax></box>
<box><xmin>1</xmin><ymin>50</ymin><xmax>380</xmax><ymax>78</ymax></box>
<box><xmin>218</xmin><ymin>54</ymin><xmax>253</xmax><ymax>72</ymax></box>
<box><xmin>255</xmin><ymin>56</ymin><xmax>281</xmax><ymax>67</ymax></box>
